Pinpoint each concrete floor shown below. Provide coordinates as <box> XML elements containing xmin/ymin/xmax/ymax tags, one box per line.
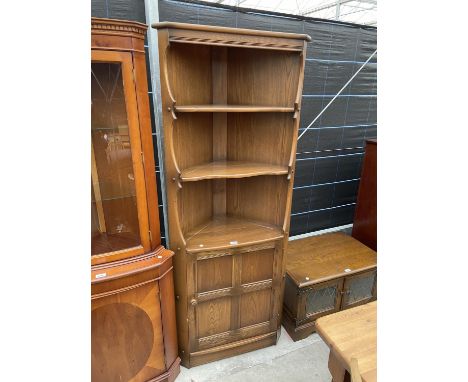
<box><xmin>175</xmin><ymin>327</ymin><xmax>332</xmax><ymax>382</ymax></box>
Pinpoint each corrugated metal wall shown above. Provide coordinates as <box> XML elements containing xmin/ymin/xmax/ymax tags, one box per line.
<box><xmin>91</xmin><ymin>0</ymin><xmax>377</xmax><ymax>241</ymax></box>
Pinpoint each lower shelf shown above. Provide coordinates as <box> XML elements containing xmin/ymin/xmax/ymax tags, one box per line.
<box><xmin>91</xmin><ymin>231</ymin><xmax>140</xmax><ymax>255</ymax></box>
<box><xmin>185</xmin><ymin>215</ymin><xmax>284</xmax><ymax>253</ymax></box>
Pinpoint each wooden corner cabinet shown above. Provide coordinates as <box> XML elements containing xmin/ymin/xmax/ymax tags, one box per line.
<box><xmin>91</xmin><ymin>18</ymin><xmax>180</xmax><ymax>382</ymax></box>
<box><xmin>153</xmin><ymin>22</ymin><xmax>310</xmax><ymax>367</ymax></box>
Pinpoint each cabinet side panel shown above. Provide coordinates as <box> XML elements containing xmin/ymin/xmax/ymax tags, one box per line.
<box><xmin>179</xmin><ymin>181</ymin><xmax>213</xmax><ymax>234</ymax></box>
<box><xmin>168</xmin><ymin>44</ymin><xmax>212</xmax><ymax>104</ymax></box>
<box><xmin>173</xmin><ymin>113</ymin><xmax>213</xmax><ymax>170</ymax></box>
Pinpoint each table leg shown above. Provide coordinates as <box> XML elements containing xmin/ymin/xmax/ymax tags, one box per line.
<box><xmin>328</xmin><ymin>351</ymin><xmax>350</xmax><ymax>382</ymax></box>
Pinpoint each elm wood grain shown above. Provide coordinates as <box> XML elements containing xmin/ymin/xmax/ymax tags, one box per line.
<box><xmin>352</xmin><ymin>140</ymin><xmax>377</xmax><ymax>251</ymax></box>
<box><xmin>286</xmin><ymin>232</ymin><xmax>377</xmax><ymax>287</ymax></box>
<box><xmin>92</xmin><ymin>18</ymin><xmax>180</xmax><ymax>382</ymax></box>
<box><xmin>156</xmin><ymin>22</ymin><xmax>308</xmax><ymax>367</ymax></box>
<box><xmin>185</xmin><ymin>215</ymin><xmax>283</xmax><ymax>253</ymax></box>
<box><xmin>181</xmin><ymin>161</ymin><xmax>288</xmax><ymax>181</ymax></box>
<box><xmin>316</xmin><ymin>301</ymin><xmax>377</xmax><ymax>382</ymax></box>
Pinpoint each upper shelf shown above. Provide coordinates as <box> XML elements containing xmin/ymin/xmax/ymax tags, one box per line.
<box><xmin>174</xmin><ymin>105</ymin><xmax>295</xmax><ymax>113</ymax></box>
<box><xmin>185</xmin><ymin>215</ymin><xmax>284</xmax><ymax>253</ymax></box>
<box><xmin>180</xmin><ymin>161</ymin><xmax>288</xmax><ymax>182</ymax></box>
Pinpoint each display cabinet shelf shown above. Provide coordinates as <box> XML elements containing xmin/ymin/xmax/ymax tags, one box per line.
<box><xmin>174</xmin><ymin>105</ymin><xmax>295</xmax><ymax>113</ymax></box>
<box><xmin>185</xmin><ymin>215</ymin><xmax>284</xmax><ymax>253</ymax></box>
<box><xmin>180</xmin><ymin>161</ymin><xmax>289</xmax><ymax>182</ymax></box>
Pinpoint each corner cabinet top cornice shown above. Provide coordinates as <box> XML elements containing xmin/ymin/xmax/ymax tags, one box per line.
<box><xmin>153</xmin><ymin>22</ymin><xmax>311</xmax><ymax>51</ymax></box>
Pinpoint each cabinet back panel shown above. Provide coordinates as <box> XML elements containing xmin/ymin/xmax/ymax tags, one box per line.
<box><xmin>227</xmin><ymin>48</ymin><xmax>301</xmax><ymax>106</ymax></box>
<box><xmin>173</xmin><ymin>113</ymin><xmax>213</xmax><ymax>170</ymax></box>
<box><xmin>178</xmin><ymin>181</ymin><xmax>213</xmax><ymax>234</ymax></box>
<box><xmin>226</xmin><ymin>176</ymin><xmax>288</xmax><ymax>226</ymax></box>
<box><xmin>197</xmin><ymin>297</ymin><xmax>232</xmax><ymax>338</ymax></box>
<box><xmin>168</xmin><ymin>44</ymin><xmax>212</xmax><ymax>104</ymax></box>
<box><xmin>227</xmin><ymin>113</ymin><xmax>294</xmax><ymax>166</ymax></box>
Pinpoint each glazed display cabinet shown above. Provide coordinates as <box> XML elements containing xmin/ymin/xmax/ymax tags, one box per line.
<box><xmin>91</xmin><ymin>18</ymin><xmax>180</xmax><ymax>382</ymax></box>
<box><xmin>154</xmin><ymin>22</ymin><xmax>310</xmax><ymax>367</ymax></box>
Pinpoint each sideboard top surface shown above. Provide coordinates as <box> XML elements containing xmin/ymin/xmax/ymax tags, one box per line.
<box><xmin>286</xmin><ymin>233</ymin><xmax>377</xmax><ymax>287</ymax></box>
<box><xmin>153</xmin><ymin>21</ymin><xmax>311</xmax><ymax>42</ymax></box>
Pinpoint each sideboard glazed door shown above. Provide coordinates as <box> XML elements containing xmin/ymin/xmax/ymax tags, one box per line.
<box><xmin>298</xmin><ymin>278</ymin><xmax>344</xmax><ymax>325</ymax></box>
<box><xmin>91</xmin><ymin>50</ymin><xmax>151</xmax><ymax>265</ymax></box>
<box><xmin>341</xmin><ymin>270</ymin><xmax>377</xmax><ymax>310</ymax></box>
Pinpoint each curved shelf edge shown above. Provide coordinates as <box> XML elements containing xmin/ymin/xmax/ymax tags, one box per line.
<box><xmin>185</xmin><ymin>216</ymin><xmax>284</xmax><ymax>253</ymax></box>
<box><xmin>180</xmin><ymin>161</ymin><xmax>289</xmax><ymax>182</ymax></box>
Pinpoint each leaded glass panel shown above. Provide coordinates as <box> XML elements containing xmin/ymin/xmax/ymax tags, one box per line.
<box><xmin>347</xmin><ymin>273</ymin><xmax>375</xmax><ymax>304</ymax></box>
<box><xmin>305</xmin><ymin>286</ymin><xmax>337</xmax><ymax>315</ymax></box>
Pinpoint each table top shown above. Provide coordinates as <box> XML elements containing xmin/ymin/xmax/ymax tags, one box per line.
<box><xmin>286</xmin><ymin>233</ymin><xmax>377</xmax><ymax>287</ymax></box>
<box><xmin>316</xmin><ymin>301</ymin><xmax>377</xmax><ymax>382</ymax></box>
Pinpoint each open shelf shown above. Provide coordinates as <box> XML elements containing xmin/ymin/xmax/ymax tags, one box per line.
<box><xmin>180</xmin><ymin>161</ymin><xmax>288</xmax><ymax>182</ymax></box>
<box><xmin>174</xmin><ymin>105</ymin><xmax>295</xmax><ymax>113</ymax></box>
<box><xmin>185</xmin><ymin>215</ymin><xmax>284</xmax><ymax>253</ymax></box>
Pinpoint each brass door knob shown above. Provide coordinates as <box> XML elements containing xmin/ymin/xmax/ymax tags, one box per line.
<box><xmin>190</xmin><ymin>299</ymin><xmax>197</xmax><ymax>306</ymax></box>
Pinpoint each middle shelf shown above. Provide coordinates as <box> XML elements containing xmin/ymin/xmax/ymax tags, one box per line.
<box><xmin>180</xmin><ymin>160</ymin><xmax>288</xmax><ymax>181</ymax></box>
<box><xmin>174</xmin><ymin>104</ymin><xmax>295</xmax><ymax>113</ymax></box>
<box><xmin>185</xmin><ymin>215</ymin><xmax>284</xmax><ymax>253</ymax></box>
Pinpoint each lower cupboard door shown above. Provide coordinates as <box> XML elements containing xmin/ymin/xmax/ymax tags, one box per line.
<box><xmin>298</xmin><ymin>278</ymin><xmax>344</xmax><ymax>325</ymax></box>
<box><xmin>189</xmin><ymin>244</ymin><xmax>281</xmax><ymax>352</ymax></box>
<box><xmin>91</xmin><ymin>281</ymin><xmax>166</xmax><ymax>382</ymax></box>
<box><xmin>341</xmin><ymin>269</ymin><xmax>377</xmax><ymax>309</ymax></box>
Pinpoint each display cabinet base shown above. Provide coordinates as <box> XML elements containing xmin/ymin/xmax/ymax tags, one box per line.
<box><xmin>186</xmin><ymin>331</ymin><xmax>277</xmax><ymax>367</ymax></box>
<box><xmin>150</xmin><ymin>357</ymin><xmax>181</xmax><ymax>382</ymax></box>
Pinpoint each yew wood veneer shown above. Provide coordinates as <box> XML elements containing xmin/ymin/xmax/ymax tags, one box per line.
<box><xmin>153</xmin><ymin>22</ymin><xmax>310</xmax><ymax>367</ymax></box>
<box><xmin>91</xmin><ymin>18</ymin><xmax>180</xmax><ymax>382</ymax></box>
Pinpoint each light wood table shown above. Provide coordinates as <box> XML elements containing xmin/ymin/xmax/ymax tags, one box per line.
<box><xmin>316</xmin><ymin>301</ymin><xmax>376</xmax><ymax>382</ymax></box>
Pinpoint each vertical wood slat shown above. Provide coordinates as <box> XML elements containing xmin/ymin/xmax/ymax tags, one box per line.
<box><xmin>230</xmin><ymin>252</ymin><xmax>242</xmax><ymax>330</ymax></box>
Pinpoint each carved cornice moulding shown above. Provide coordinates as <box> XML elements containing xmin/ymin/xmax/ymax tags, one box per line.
<box><xmin>92</xmin><ymin>17</ymin><xmax>148</xmax><ymax>40</ymax></box>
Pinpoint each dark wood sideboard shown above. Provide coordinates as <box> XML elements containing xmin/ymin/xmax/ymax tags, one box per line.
<box><xmin>352</xmin><ymin>139</ymin><xmax>377</xmax><ymax>251</ymax></box>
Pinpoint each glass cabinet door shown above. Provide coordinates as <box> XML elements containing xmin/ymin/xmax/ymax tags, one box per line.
<box><xmin>341</xmin><ymin>270</ymin><xmax>377</xmax><ymax>310</ymax></box>
<box><xmin>91</xmin><ymin>53</ymin><xmax>150</xmax><ymax>263</ymax></box>
<box><xmin>297</xmin><ymin>278</ymin><xmax>344</xmax><ymax>325</ymax></box>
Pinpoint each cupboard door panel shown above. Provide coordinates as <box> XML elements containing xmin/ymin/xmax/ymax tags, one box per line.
<box><xmin>241</xmin><ymin>248</ymin><xmax>274</xmax><ymax>284</ymax></box>
<box><xmin>196</xmin><ymin>297</ymin><xmax>232</xmax><ymax>338</ymax></box>
<box><xmin>240</xmin><ymin>289</ymin><xmax>271</xmax><ymax>327</ymax></box>
<box><xmin>342</xmin><ymin>270</ymin><xmax>377</xmax><ymax>309</ymax></box>
<box><xmin>197</xmin><ymin>256</ymin><xmax>233</xmax><ymax>293</ymax></box>
<box><xmin>91</xmin><ymin>282</ymin><xmax>166</xmax><ymax>382</ymax></box>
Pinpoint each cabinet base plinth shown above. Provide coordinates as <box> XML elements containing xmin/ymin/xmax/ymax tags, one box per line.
<box><xmin>186</xmin><ymin>331</ymin><xmax>277</xmax><ymax>367</ymax></box>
